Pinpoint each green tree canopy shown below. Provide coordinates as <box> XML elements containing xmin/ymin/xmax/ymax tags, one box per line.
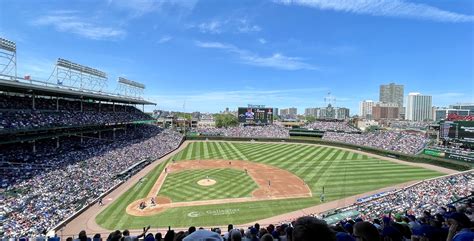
<box><xmin>214</xmin><ymin>113</ymin><xmax>239</xmax><ymax>128</ymax></box>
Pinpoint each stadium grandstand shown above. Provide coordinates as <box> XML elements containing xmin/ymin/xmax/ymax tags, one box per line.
<box><xmin>322</xmin><ymin>131</ymin><xmax>430</xmax><ymax>155</ymax></box>
<box><xmin>446</xmin><ymin>113</ymin><xmax>474</xmax><ymax>122</ymax></box>
<box><xmin>0</xmin><ymin>37</ymin><xmax>184</xmax><ymax>237</ymax></box>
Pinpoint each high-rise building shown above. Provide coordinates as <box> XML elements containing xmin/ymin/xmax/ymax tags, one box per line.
<box><xmin>280</xmin><ymin>107</ymin><xmax>297</xmax><ymax>117</ymax></box>
<box><xmin>335</xmin><ymin>107</ymin><xmax>350</xmax><ymax>120</ymax></box>
<box><xmin>406</xmin><ymin>93</ymin><xmax>432</xmax><ymax>121</ymax></box>
<box><xmin>380</xmin><ymin>83</ymin><xmax>404</xmax><ymax>108</ymax></box>
<box><xmin>304</xmin><ymin>107</ymin><xmax>319</xmax><ymax>117</ymax></box>
<box><xmin>372</xmin><ymin>102</ymin><xmax>399</xmax><ymax>120</ymax></box>
<box><xmin>359</xmin><ymin>100</ymin><xmax>375</xmax><ymax>119</ymax></box>
<box><xmin>316</xmin><ymin>104</ymin><xmax>349</xmax><ymax>120</ymax></box>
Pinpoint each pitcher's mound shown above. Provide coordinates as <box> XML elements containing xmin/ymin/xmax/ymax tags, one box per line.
<box><xmin>197</xmin><ymin>179</ymin><xmax>216</xmax><ymax>186</ymax></box>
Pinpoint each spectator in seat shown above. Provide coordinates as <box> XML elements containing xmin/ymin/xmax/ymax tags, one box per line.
<box><xmin>154</xmin><ymin>233</ymin><xmax>162</xmax><ymax>241</ymax></box>
<box><xmin>229</xmin><ymin>229</ymin><xmax>242</xmax><ymax>241</ymax></box>
<box><xmin>353</xmin><ymin>221</ymin><xmax>380</xmax><ymax>241</ymax></box>
<box><xmin>446</xmin><ymin>212</ymin><xmax>474</xmax><ymax>241</ymax></box>
<box><xmin>292</xmin><ymin>216</ymin><xmax>336</xmax><ymax>241</ymax></box>
<box><xmin>92</xmin><ymin>234</ymin><xmax>101</xmax><ymax>241</ymax></box>
<box><xmin>78</xmin><ymin>230</ymin><xmax>91</xmax><ymax>241</ymax></box>
<box><xmin>188</xmin><ymin>226</ymin><xmax>196</xmax><ymax>235</ymax></box>
<box><xmin>260</xmin><ymin>233</ymin><xmax>273</xmax><ymax>241</ymax></box>
<box><xmin>164</xmin><ymin>230</ymin><xmax>175</xmax><ymax>241</ymax></box>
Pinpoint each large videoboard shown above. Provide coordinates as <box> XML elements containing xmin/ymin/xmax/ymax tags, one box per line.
<box><xmin>440</xmin><ymin>121</ymin><xmax>474</xmax><ymax>143</ymax></box>
<box><xmin>238</xmin><ymin>107</ymin><xmax>273</xmax><ymax>124</ymax></box>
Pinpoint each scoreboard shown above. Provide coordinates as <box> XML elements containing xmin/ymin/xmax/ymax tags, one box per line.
<box><xmin>440</xmin><ymin>120</ymin><xmax>474</xmax><ymax>143</ymax></box>
<box><xmin>238</xmin><ymin>107</ymin><xmax>273</xmax><ymax>124</ymax></box>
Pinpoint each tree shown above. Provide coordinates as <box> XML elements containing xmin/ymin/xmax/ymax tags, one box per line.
<box><xmin>176</xmin><ymin>112</ymin><xmax>192</xmax><ymax>120</ymax></box>
<box><xmin>214</xmin><ymin>113</ymin><xmax>239</xmax><ymax>128</ymax></box>
<box><xmin>305</xmin><ymin>115</ymin><xmax>316</xmax><ymax>123</ymax></box>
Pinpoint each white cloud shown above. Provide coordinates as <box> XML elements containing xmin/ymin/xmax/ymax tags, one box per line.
<box><xmin>197</xmin><ymin>20</ymin><xmax>223</xmax><ymax>34</ymax></box>
<box><xmin>258</xmin><ymin>38</ymin><xmax>267</xmax><ymax>44</ymax></box>
<box><xmin>195</xmin><ymin>41</ymin><xmax>232</xmax><ymax>49</ymax></box>
<box><xmin>236</xmin><ymin>19</ymin><xmax>262</xmax><ymax>33</ymax></box>
<box><xmin>277</xmin><ymin>0</ymin><xmax>474</xmax><ymax>23</ymax></box>
<box><xmin>32</xmin><ymin>12</ymin><xmax>125</xmax><ymax>40</ymax></box>
<box><xmin>108</xmin><ymin>0</ymin><xmax>198</xmax><ymax>17</ymax></box>
<box><xmin>193</xmin><ymin>17</ymin><xmax>262</xmax><ymax>34</ymax></box>
<box><xmin>195</xmin><ymin>41</ymin><xmax>318</xmax><ymax>70</ymax></box>
<box><xmin>157</xmin><ymin>35</ymin><xmax>173</xmax><ymax>44</ymax></box>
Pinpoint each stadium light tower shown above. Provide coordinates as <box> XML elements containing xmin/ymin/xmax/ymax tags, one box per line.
<box><xmin>48</xmin><ymin>58</ymin><xmax>108</xmax><ymax>91</ymax></box>
<box><xmin>324</xmin><ymin>91</ymin><xmax>336</xmax><ymax>106</ymax></box>
<box><xmin>116</xmin><ymin>77</ymin><xmax>145</xmax><ymax>99</ymax></box>
<box><xmin>0</xmin><ymin>37</ymin><xmax>17</xmax><ymax>80</ymax></box>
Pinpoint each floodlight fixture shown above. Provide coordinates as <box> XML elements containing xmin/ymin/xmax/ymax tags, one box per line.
<box><xmin>0</xmin><ymin>37</ymin><xmax>17</xmax><ymax>79</ymax></box>
<box><xmin>116</xmin><ymin>76</ymin><xmax>145</xmax><ymax>99</ymax></box>
<box><xmin>0</xmin><ymin>37</ymin><xmax>16</xmax><ymax>52</ymax></box>
<box><xmin>118</xmin><ymin>77</ymin><xmax>145</xmax><ymax>89</ymax></box>
<box><xmin>56</xmin><ymin>58</ymin><xmax>107</xmax><ymax>78</ymax></box>
<box><xmin>49</xmin><ymin>58</ymin><xmax>108</xmax><ymax>91</ymax></box>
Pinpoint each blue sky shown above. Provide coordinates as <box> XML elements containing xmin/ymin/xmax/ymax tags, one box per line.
<box><xmin>1</xmin><ymin>0</ymin><xmax>473</xmax><ymax>114</ymax></box>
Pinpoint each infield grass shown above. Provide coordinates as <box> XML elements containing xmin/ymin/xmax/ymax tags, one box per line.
<box><xmin>158</xmin><ymin>169</ymin><xmax>258</xmax><ymax>202</ymax></box>
<box><xmin>96</xmin><ymin>141</ymin><xmax>443</xmax><ymax>229</ymax></box>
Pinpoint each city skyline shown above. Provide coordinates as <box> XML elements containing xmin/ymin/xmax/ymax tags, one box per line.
<box><xmin>1</xmin><ymin>0</ymin><xmax>473</xmax><ymax>114</ymax></box>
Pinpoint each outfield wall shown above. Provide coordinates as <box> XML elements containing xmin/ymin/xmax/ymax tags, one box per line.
<box><xmin>185</xmin><ymin>136</ymin><xmax>472</xmax><ymax>171</ymax></box>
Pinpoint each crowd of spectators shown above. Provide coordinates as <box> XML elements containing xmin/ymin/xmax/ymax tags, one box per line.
<box><xmin>2</xmin><ymin>125</ymin><xmax>183</xmax><ymax>237</ymax></box>
<box><xmin>196</xmin><ymin>125</ymin><xmax>289</xmax><ymax>139</ymax></box>
<box><xmin>322</xmin><ymin>131</ymin><xmax>429</xmax><ymax>154</ymax></box>
<box><xmin>0</xmin><ymin>95</ymin><xmax>152</xmax><ymax>132</ymax></box>
<box><xmin>387</xmin><ymin>121</ymin><xmax>432</xmax><ymax>130</ymax></box>
<box><xmin>428</xmin><ymin>144</ymin><xmax>474</xmax><ymax>157</ymax></box>
<box><xmin>349</xmin><ymin>172</ymin><xmax>472</xmax><ymax>220</ymax></box>
<box><xmin>303</xmin><ymin>121</ymin><xmax>359</xmax><ymax>133</ymax></box>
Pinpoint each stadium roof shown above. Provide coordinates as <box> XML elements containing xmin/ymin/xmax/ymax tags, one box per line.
<box><xmin>0</xmin><ymin>76</ymin><xmax>155</xmax><ymax>105</ymax></box>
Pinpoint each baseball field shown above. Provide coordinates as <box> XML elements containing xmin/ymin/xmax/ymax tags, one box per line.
<box><xmin>95</xmin><ymin>141</ymin><xmax>442</xmax><ymax>229</ymax></box>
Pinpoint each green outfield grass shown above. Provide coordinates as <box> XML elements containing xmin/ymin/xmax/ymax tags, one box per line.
<box><xmin>96</xmin><ymin>141</ymin><xmax>443</xmax><ymax>229</ymax></box>
<box><xmin>158</xmin><ymin>169</ymin><xmax>258</xmax><ymax>202</ymax></box>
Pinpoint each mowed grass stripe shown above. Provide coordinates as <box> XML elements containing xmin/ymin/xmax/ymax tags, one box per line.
<box><xmin>298</xmin><ymin>147</ymin><xmax>332</xmax><ymax>177</ymax></box>
<box><xmin>218</xmin><ymin>142</ymin><xmax>236</xmax><ymax>159</ymax></box>
<box><xmin>236</xmin><ymin>143</ymin><xmax>283</xmax><ymax>158</ymax></box>
<box><xmin>226</xmin><ymin>142</ymin><xmax>249</xmax><ymax>160</ymax></box>
<box><xmin>212</xmin><ymin>142</ymin><xmax>235</xmax><ymax>159</ymax></box>
<box><xmin>304</xmin><ymin>149</ymin><xmax>340</xmax><ymax>183</ymax></box>
<box><xmin>258</xmin><ymin>144</ymin><xmax>305</xmax><ymax>165</ymax></box>
<box><xmin>214</xmin><ymin>142</ymin><xmax>229</xmax><ymax>159</ymax></box>
<box><xmin>251</xmin><ymin>144</ymin><xmax>298</xmax><ymax>163</ymax></box>
<box><xmin>313</xmin><ymin>150</ymin><xmax>344</xmax><ymax>185</ymax></box>
<box><xmin>279</xmin><ymin>145</ymin><xmax>318</xmax><ymax>171</ymax></box>
<box><xmin>286</xmin><ymin>147</ymin><xmax>327</xmax><ymax>176</ymax></box>
<box><xmin>236</xmin><ymin>143</ymin><xmax>285</xmax><ymax>158</ymax></box>
<box><xmin>239</xmin><ymin>143</ymin><xmax>285</xmax><ymax>162</ymax></box>
<box><xmin>234</xmin><ymin>143</ymin><xmax>276</xmax><ymax>153</ymax></box>
<box><xmin>260</xmin><ymin>145</ymin><xmax>304</xmax><ymax>168</ymax></box>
